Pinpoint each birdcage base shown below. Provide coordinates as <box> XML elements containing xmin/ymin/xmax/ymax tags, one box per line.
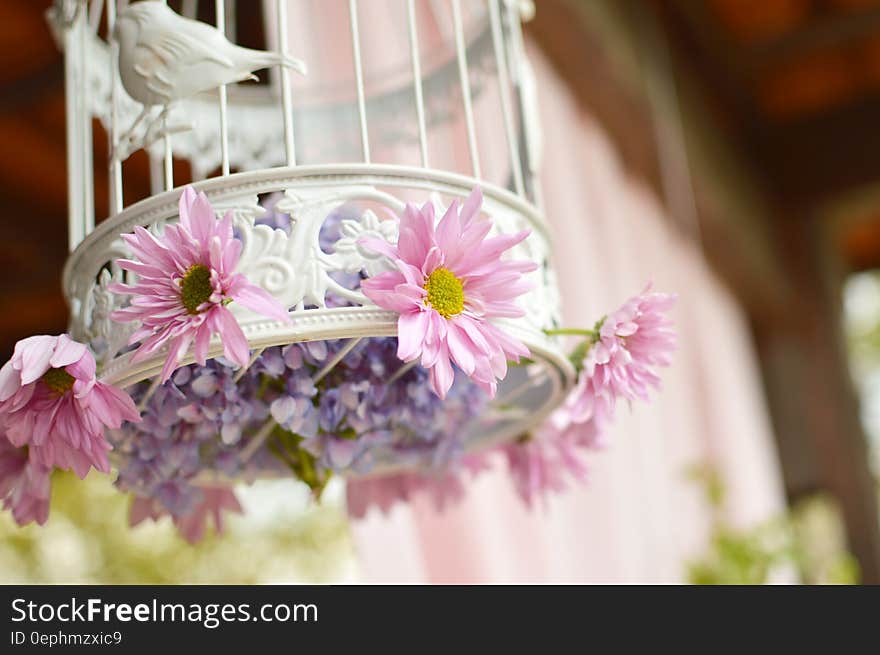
<box><xmin>65</xmin><ymin>166</ymin><xmax>572</xmax><ymax>478</ymax></box>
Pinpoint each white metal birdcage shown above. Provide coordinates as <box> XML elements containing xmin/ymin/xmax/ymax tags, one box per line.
<box><xmin>48</xmin><ymin>0</ymin><xmax>573</xmax><ymax>476</ymax></box>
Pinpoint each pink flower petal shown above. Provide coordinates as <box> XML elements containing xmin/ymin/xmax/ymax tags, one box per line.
<box><xmin>193</xmin><ymin>321</ymin><xmax>212</xmax><ymax>366</ymax></box>
<box><xmin>358</xmin><ymin>235</ymin><xmax>398</xmax><ymax>260</ymax></box>
<box><xmin>184</xmin><ymin>189</ymin><xmax>217</xmax><ymax>245</ymax></box>
<box><xmin>397</xmin><ymin>310</ymin><xmax>427</xmax><ymax>361</ymax></box>
<box><xmin>0</xmin><ymin>362</ymin><xmax>20</xmax><ymax>402</ymax></box>
<box><xmin>211</xmin><ymin>307</ymin><xmax>250</xmax><ymax>368</ymax></box>
<box><xmin>434</xmin><ymin>199</ymin><xmax>462</xmax><ymax>255</ymax></box>
<box><xmin>160</xmin><ymin>333</ymin><xmax>193</xmax><ymax>383</ymax></box>
<box><xmin>428</xmin><ymin>349</ymin><xmax>455</xmax><ymax>399</ymax></box>
<box><xmin>459</xmin><ymin>187</ymin><xmax>483</xmax><ymax>227</ymax></box>
<box><xmin>49</xmin><ymin>334</ymin><xmax>88</xmax><ymax>369</ymax></box>
<box><xmin>446</xmin><ymin>322</ymin><xmax>476</xmax><ymax>375</ymax></box>
<box><xmin>16</xmin><ymin>335</ymin><xmax>57</xmax><ymax>385</ymax></box>
<box><xmin>229</xmin><ymin>279</ymin><xmax>291</xmax><ymax>323</ymax></box>
<box><xmin>65</xmin><ymin>350</ymin><xmax>96</xmax><ymax>384</ymax></box>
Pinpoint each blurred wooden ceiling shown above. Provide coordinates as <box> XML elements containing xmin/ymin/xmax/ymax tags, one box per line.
<box><xmin>5</xmin><ymin>0</ymin><xmax>880</xmax><ymax>358</ymax></box>
<box><xmin>656</xmin><ymin>0</ymin><xmax>880</xmax><ymax>267</ymax></box>
<box><xmin>0</xmin><ymin>1</ymin><xmax>70</xmax><ymax>358</ymax></box>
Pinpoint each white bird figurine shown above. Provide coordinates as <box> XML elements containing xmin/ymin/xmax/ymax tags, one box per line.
<box><xmin>113</xmin><ymin>0</ymin><xmax>307</xmax><ymax>158</ymax></box>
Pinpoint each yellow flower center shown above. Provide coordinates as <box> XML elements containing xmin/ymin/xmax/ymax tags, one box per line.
<box><xmin>180</xmin><ymin>263</ymin><xmax>214</xmax><ymax>314</ymax></box>
<box><xmin>424</xmin><ymin>267</ymin><xmax>465</xmax><ymax>318</ymax></box>
<box><xmin>42</xmin><ymin>368</ymin><xmax>75</xmax><ymax>395</ymax></box>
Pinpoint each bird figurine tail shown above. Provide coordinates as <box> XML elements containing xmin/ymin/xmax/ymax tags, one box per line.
<box><xmin>279</xmin><ymin>54</ymin><xmax>308</xmax><ymax>76</ymax></box>
<box><xmin>239</xmin><ymin>48</ymin><xmax>308</xmax><ymax>77</ymax></box>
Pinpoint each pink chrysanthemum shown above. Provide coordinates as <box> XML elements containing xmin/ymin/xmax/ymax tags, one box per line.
<box><xmin>554</xmin><ymin>285</ymin><xmax>675</xmax><ymax>445</ymax></box>
<box><xmin>346</xmin><ymin>471</ymin><xmax>466</xmax><ymax>518</ymax></box>
<box><xmin>346</xmin><ymin>454</ymin><xmax>490</xmax><ymax>518</ymax></box>
<box><xmin>0</xmin><ymin>436</ymin><xmax>52</xmax><ymax>526</ymax></box>
<box><xmin>583</xmin><ymin>286</ymin><xmax>676</xmax><ymax>402</ymax></box>
<box><xmin>111</xmin><ymin>186</ymin><xmax>291</xmax><ymax>383</ymax></box>
<box><xmin>554</xmin><ymin>377</ymin><xmax>615</xmax><ymax>448</ymax></box>
<box><xmin>360</xmin><ymin>188</ymin><xmax>537</xmax><ymax>398</ymax></box>
<box><xmin>0</xmin><ymin>335</ymin><xmax>139</xmax><ymax>478</ymax></box>
<box><xmin>345</xmin><ymin>474</ymin><xmax>416</xmax><ymax>518</ymax></box>
<box><xmin>501</xmin><ymin>423</ymin><xmax>591</xmax><ymax>509</ymax></box>
<box><xmin>130</xmin><ymin>486</ymin><xmax>242</xmax><ymax>544</ymax></box>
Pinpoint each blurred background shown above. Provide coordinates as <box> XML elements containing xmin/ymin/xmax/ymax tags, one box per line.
<box><xmin>3</xmin><ymin>0</ymin><xmax>880</xmax><ymax>583</ymax></box>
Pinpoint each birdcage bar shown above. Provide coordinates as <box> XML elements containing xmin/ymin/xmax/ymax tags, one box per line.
<box><xmin>238</xmin><ymin>337</ymin><xmax>363</xmax><ymax>464</ymax></box>
<box><xmin>65</xmin><ymin>2</ymin><xmax>95</xmax><ymax>251</ymax></box>
<box><xmin>497</xmin><ymin>368</ymin><xmax>547</xmax><ymax>406</ymax></box>
<box><xmin>428</xmin><ymin>0</ymin><xmax>453</xmax><ymax>41</ymax></box>
<box><xmin>349</xmin><ymin>0</ymin><xmax>371</xmax><ymax>163</ymax></box>
<box><xmin>136</xmin><ymin>375</ymin><xmax>162</xmax><ymax>411</ymax></box>
<box><xmin>406</xmin><ymin>0</ymin><xmax>429</xmax><ymax>169</ymax></box>
<box><xmin>503</xmin><ymin>0</ymin><xmax>542</xmax><ymax>208</ymax></box>
<box><xmin>163</xmin><ymin>121</ymin><xmax>174</xmax><ymax>190</ymax></box>
<box><xmin>63</xmin><ymin>17</ymin><xmax>82</xmax><ymax>251</ymax></box>
<box><xmin>181</xmin><ymin>0</ymin><xmax>197</xmax><ymax>19</ymax></box>
<box><xmin>488</xmin><ymin>0</ymin><xmax>524</xmax><ymax>197</ymax></box>
<box><xmin>80</xmin><ymin>1</ymin><xmax>95</xmax><ymax>236</ymax></box>
<box><xmin>276</xmin><ymin>0</ymin><xmax>297</xmax><ymax>166</ymax></box>
<box><xmin>313</xmin><ymin>338</ymin><xmax>362</xmax><ymax>384</ymax></box>
<box><xmin>89</xmin><ymin>0</ymin><xmax>104</xmax><ymax>32</ymax></box>
<box><xmin>451</xmin><ymin>0</ymin><xmax>481</xmax><ymax>179</ymax></box>
<box><xmin>148</xmin><ymin>154</ymin><xmax>163</xmax><ymax>195</ymax></box>
<box><xmin>223</xmin><ymin>0</ymin><xmax>236</xmax><ymax>44</ymax></box>
<box><xmin>107</xmin><ymin>0</ymin><xmax>123</xmax><ymax>215</ymax></box>
<box><xmin>216</xmin><ymin>0</ymin><xmax>231</xmax><ymax>176</ymax></box>
<box><xmin>233</xmin><ymin>347</ymin><xmax>265</xmax><ymax>383</ymax></box>
<box><xmin>240</xmin><ymin>416</ymin><xmax>276</xmax><ymax>462</ymax></box>
<box><xmin>387</xmin><ymin>359</ymin><xmax>418</xmax><ymax>385</ymax></box>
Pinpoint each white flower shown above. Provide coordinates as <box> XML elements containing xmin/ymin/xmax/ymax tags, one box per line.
<box><xmin>331</xmin><ymin>210</ymin><xmax>399</xmax><ymax>277</ymax></box>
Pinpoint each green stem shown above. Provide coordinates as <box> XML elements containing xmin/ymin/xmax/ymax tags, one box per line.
<box><xmin>544</xmin><ymin>328</ymin><xmax>598</xmax><ymax>338</ymax></box>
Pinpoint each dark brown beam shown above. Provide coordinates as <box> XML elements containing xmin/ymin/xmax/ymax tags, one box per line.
<box><xmin>760</xmin><ymin>93</ymin><xmax>880</xmax><ymax>207</ymax></box>
<box><xmin>744</xmin><ymin>5</ymin><xmax>880</xmax><ymax>74</ymax></box>
<box><xmin>663</xmin><ymin>0</ymin><xmax>764</xmax><ymax>125</ymax></box>
<box><xmin>650</xmin><ymin>0</ymin><xmax>880</xmax><ymax>579</ymax></box>
<box><xmin>0</xmin><ymin>110</ymin><xmax>71</xmax><ymax>216</ymax></box>
<box><xmin>841</xmin><ymin>213</ymin><xmax>880</xmax><ymax>271</ymax></box>
<box><xmin>526</xmin><ymin>0</ymin><xmax>663</xmax><ymax>193</ymax></box>
<box><xmin>659</xmin><ymin>1</ymin><xmax>880</xmax><ymax>208</ymax></box>
<box><xmin>0</xmin><ymin>1</ymin><xmax>61</xmax><ymax>86</ymax></box>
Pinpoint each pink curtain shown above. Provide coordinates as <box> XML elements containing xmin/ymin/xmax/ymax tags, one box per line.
<box><xmin>349</xmin><ymin>43</ymin><xmax>788</xmax><ymax>583</ymax></box>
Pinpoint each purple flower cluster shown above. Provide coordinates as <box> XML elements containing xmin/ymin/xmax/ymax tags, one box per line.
<box><xmin>110</xmin><ymin>336</ymin><xmax>487</xmax><ymax>522</ymax></box>
<box><xmin>107</xmin><ymin>194</ymin><xmax>485</xmax><ymax>531</ymax></box>
<box><xmin>304</xmin><ymin>338</ymin><xmax>483</xmax><ymax>472</ymax></box>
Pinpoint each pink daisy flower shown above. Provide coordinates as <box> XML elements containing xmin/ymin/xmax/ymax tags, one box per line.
<box><xmin>554</xmin><ymin>376</ymin><xmax>615</xmax><ymax>447</ymax></box>
<box><xmin>548</xmin><ymin>285</ymin><xmax>675</xmax><ymax>447</ymax></box>
<box><xmin>360</xmin><ymin>188</ymin><xmax>537</xmax><ymax>398</ymax></box>
<box><xmin>501</xmin><ymin>423</ymin><xmax>591</xmax><ymax>509</ymax></box>
<box><xmin>0</xmin><ymin>436</ymin><xmax>52</xmax><ymax>526</ymax></box>
<box><xmin>345</xmin><ymin>474</ymin><xmax>415</xmax><ymax>518</ymax></box>
<box><xmin>346</xmin><ymin>453</ymin><xmax>490</xmax><ymax>518</ymax></box>
<box><xmin>582</xmin><ymin>285</ymin><xmax>676</xmax><ymax>403</ymax></box>
<box><xmin>346</xmin><ymin>471</ymin><xmax>468</xmax><ymax>518</ymax></box>
<box><xmin>549</xmin><ymin>285</ymin><xmax>675</xmax><ymax>446</ymax></box>
<box><xmin>130</xmin><ymin>486</ymin><xmax>243</xmax><ymax>544</ymax></box>
<box><xmin>0</xmin><ymin>335</ymin><xmax>140</xmax><ymax>478</ymax></box>
<box><xmin>110</xmin><ymin>186</ymin><xmax>291</xmax><ymax>383</ymax></box>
